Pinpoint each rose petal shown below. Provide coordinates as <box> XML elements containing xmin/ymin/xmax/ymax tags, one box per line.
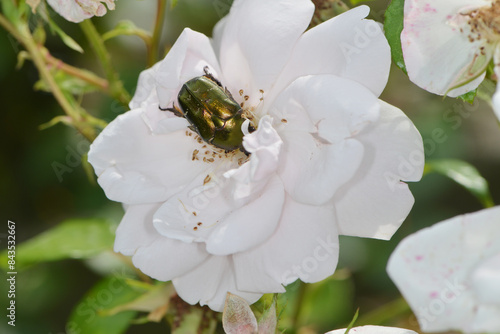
<box><xmin>47</xmin><ymin>0</ymin><xmax>93</xmax><ymax>22</ymax></box>
<box><xmin>132</xmin><ymin>237</ymin><xmax>209</xmax><ymax>282</ymax></box>
<box><xmin>402</xmin><ymin>0</ymin><xmax>487</xmax><ymax>97</ymax></box>
<box><xmin>279</xmin><ymin>132</ymin><xmax>363</xmax><ymax>206</ymax></box>
<box><xmin>387</xmin><ymin>206</ymin><xmax>500</xmax><ymax>333</ymax></box>
<box><xmin>334</xmin><ymin>100</ymin><xmax>424</xmax><ymax>240</ymax></box>
<box><xmin>173</xmin><ymin>255</ymin><xmax>262</xmax><ymax>312</ymax></box>
<box><xmin>152</xmin><ymin>170</ymin><xmax>234</xmax><ymax>243</ymax></box>
<box><xmin>114</xmin><ymin>203</ymin><xmax>160</xmax><ymax>256</ymax></box>
<box><xmin>472</xmin><ymin>304</ymin><xmax>500</xmax><ymax>333</ymax></box>
<box><xmin>271</xmin><ymin>75</ymin><xmax>379</xmax><ymax>143</ymax></box>
<box><xmin>140</xmin><ymin>100</ymin><xmax>191</xmax><ymax>136</ymax></box>
<box><xmin>88</xmin><ymin>109</ymin><xmax>210</xmax><ymax>204</ymax></box>
<box><xmin>153</xmin><ymin>160</ymin><xmax>285</xmax><ymax>255</ymax></box>
<box><xmin>211</xmin><ymin>15</ymin><xmax>227</xmax><ymax>60</ymax></box>
<box><xmin>224</xmin><ymin>116</ymin><xmax>283</xmax><ymax>206</ymax></box>
<box><xmin>130</xmin><ymin>63</ymin><xmax>160</xmax><ymax>109</ymax></box>
<box><xmin>270</xmin><ymin>5</ymin><xmax>390</xmax><ymax>105</ymax></box>
<box><xmin>215</xmin><ymin>0</ymin><xmax>314</xmax><ymax>107</ymax></box>
<box><xmin>471</xmin><ymin>253</ymin><xmax>500</xmax><ymax>305</ymax></box>
<box><xmin>233</xmin><ymin>196</ymin><xmax>338</xmax><ymax>293</ymax></box>
<box><xmin>156</xmin><ymin>28</ymin><xmax>222</xmax><ymax>109</ymax></box>
<box><xmin>273</xmin><ymin>75</ymin><xmax>381</xmax><ymax>205</ymax></box>
<box><xmin>206</xmin><ymin>175</ymin><xmax>285</xmax><ymax>255</ymax></box>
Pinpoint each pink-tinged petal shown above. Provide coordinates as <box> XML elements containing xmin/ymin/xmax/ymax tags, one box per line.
<box><xmin>402</xmin><ymin>0</ymin><xmax>488</xmax><ymax>97</ymax></box>
<box><xmin>132</xmin><ymin>238</ymin><xmax>209</xmax><ymax>282</ymax></box>
<box><xmin>270</xmin><ymin>5</ymin><xmax>390</xmax><ymax>104</ymax></box>
<box><xmin>173</xmin><ymin>256</ymin><xmax>262</xmax><ymax>312</ymax></box>
<box><xmin>334</xmin><ymin>101</ymin><xmax>424</xmax><ymax>240</ymax></box>
<box><xmin>222</xmin><ymin>293</ymin><xmax>259</xmax><ymax>334</ymax></box>
<box><xmin>387</xmin><ymin>206</ymin><xmax>500</xmax><ymax>333</ymax></box>
<box><xmin>47</xmin><ymin>0</ymin><xmax>115</xmax><ymax>22</ymax></box>
<box><xmin>215</xmin><ymin>0</ymin><xmax>314</xmax><ymax>107</ymax></box>
<box><xmin>233</xmin><ymin>197</ymin><xmax>338</xmax><ymax>293</ymax></box>
<box><xmin>114</xmin><ymin>203</ymin><xmax>160</xmax><ymax>256</ymax></box>
<box><xmin>273</xmin><ymin>75</ymin><xmax>380</xmax><ymax>205</ymax></box>
<box><xmin>156</xmin><ymin>28</ymin><xmax>222</xmax><ymax>109</ymax></box>
<box><xmin>326</xmin><ymin>326</ymin><xmax>417</xmax><ymax>334</ymax></box>
<box><xmin>88</xmin><ymin>109</ymin><xmax>210</xmax><ymax>204</ymax></box>
<box><xmin>206</xmin><ymin>175</ymin><xmax>285</xmax><ymax>255</ymax></box>
<box><xmin>75</xmin><ymin>0</ymin><xmax>114</xmax><ymax>16</ymax></box>
<box><xmin>47</xmin><ymin>0</ymin><xmax>92</xmax><ymax>22</ymax></box>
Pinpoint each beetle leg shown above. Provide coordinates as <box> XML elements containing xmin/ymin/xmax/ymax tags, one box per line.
<box><xmin>159</xmin><ymin>104</ymin><xmax>184</xmax><ymax>117</ymax></box>
<box><xmin>203</xmin><ymin>66</ymin><xmax>223</xmax><ymax>88</ymax></box>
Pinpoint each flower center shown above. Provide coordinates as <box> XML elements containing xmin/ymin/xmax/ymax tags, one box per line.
<box><xmin>186</xmin><ymin>130</ymin><xmax>249</xmax><ymax>167</ymax></box>
<box><xmin>461</xmin><ymin>1</ymin><xmax>500</xmax><ymax>44</ymax></box>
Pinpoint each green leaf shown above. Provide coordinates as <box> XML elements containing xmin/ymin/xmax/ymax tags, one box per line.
<box><xmin>458</xmin><ymin>89</ymin><xmax>477</xmax><ymax>104</ymax></box>
<box><xmin>0</xmin><ymin>219</ymin><xmax>115</xmax><ymax>270</ymax></box>
<box><xmin>170</xmin><ymin>0</ymin><xmax>179</xmax><ymax>9</ymax></box>
<box><xmin>50</xmin><ymin>22</ymin><xmax>84</xmax><ymax>53</ymax></box>
<box><xmin>34</xmin><ymin>68</ymin><xmax>100</xmax><ymax>95</ymax></box>
<box><xmin>32</xmin><ymin>22</ymin><xmax>46</xmax><ymax>44</ymax></box>
<box><xmin>384</xmin><ymin>0</ymin><xmax>407</xmax><ymax>74</ymax></box>
<box><xmin>103</xmin><ymin>282</ymin><xmax>174</xmax><ymax>317</ymax></box>
<box><xmin>476</xmin><ymin>77</ymin><xmax>496</xmax><ymax>104</ymax></box>
<box><xmin>171</xmin><ymin>306</ymin><xmax>217</xmax><ymax>334</ymax></box>
<box><xmin>16</xmin><ymin>50</ymin><xmax>30</xmax><ymax>69</ymax></box>
<box><xmin>38</xmin><ymin>3</ymin><xmax>84</xmax><ymax>52</ymax></box>
<box><xmin>102</xmin><ymin>20</ymin><xmax>151</xmax><ymax>43</ymax></box>
<box><xmin>1</xmin><ymin>0</ymin><xmax>23</xmax><ymax>24</ymax></box>
<box><xmin>67</xmin><ymin>276</ymin><xmax>140</xmax><ymax>334</ymax></box>
<box><xmin>424</xmin><ymin>159</ymin><xmax>494</xmax><ymax>208</ymax></box>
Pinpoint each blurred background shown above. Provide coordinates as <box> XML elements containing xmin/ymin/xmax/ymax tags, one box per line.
<box><xmin>1</xmin><ymin>0</ymin><xmax>499</xmax><ymax>333</ymax></box>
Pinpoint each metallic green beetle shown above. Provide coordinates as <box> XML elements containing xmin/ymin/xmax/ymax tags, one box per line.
<box><xmin>162</xmin><ymin>67</ymin><xmax>248</xmax><ymax>152</ymax></box>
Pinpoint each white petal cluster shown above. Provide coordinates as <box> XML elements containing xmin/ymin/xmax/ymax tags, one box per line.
<box><xmin>47</xmin><ymin>0</ymin><xmax>115</xmax><ymax>23</ymax></box>
<box><xmin>89</xmin><ymin>0</ymin><xmax>424</xmax><ymax>311</ymax></box>
<box><xmin>387</xmin><ymin>206</ymin><xmax>500</xmax><ymax>333</ymax></box>
<box><xmin>402</xmin><ymin>0</ymin><xmax>500</xmax><ymax>121</ymax></box>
